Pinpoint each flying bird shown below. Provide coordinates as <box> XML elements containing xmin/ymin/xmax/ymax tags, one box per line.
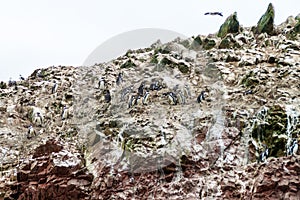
<box><xmin>204</xmin><ymin>12</ymin><xmax>223</xmax><ymax>17</ymax></box>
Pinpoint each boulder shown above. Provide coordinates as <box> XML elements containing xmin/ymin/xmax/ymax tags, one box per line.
<box><xmin>217</xmin><ymin>12</ymin><xmax>240</xmax><ymax>38</ymax></box>
<box><xmin>256</xmin><ymin>3</ymin><xmax>275</xmax><ymax>35</ymax></box>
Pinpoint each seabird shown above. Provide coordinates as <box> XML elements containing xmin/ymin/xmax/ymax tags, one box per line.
<box><xmin>116</xmin><ymin>73</ymin><xmax>123</xmax><ymax>85</ymax></box>
<box><xmin>149</xmin><ymin>81</ymin><xmax>161</xmax><ymax>91</ymax></box>
<box><xmin>61</xmin><ymin>106</ymin><xmax>68</xmax><ymax>120</ymax></box>
<box><xmin>197</xmin><ymin>91</ymin><xmax>205</xmax><ymax>103</ymax></box>
<box><xmin>27</xmin><ymin>125</ymin><xmax>35</xmax><ymax>139</ymax></box>
<box><xmin>19</xmin><ymin>75</ymin><xmax>25</xmax><ymax>81</ymax></box>
<box><xmin>143</xmin><ymin>91</ymin><xmax>150</xmax><ymax>105</ymax></box>
<box><xmin>168</xmin><ymin>92</ymin><xmax>177</xmax><ymax>105</ymax></box>
<box><xmin>52</xmin><ymin>82</ymin><xmax>58</xmax><ymax>94</ymax></box>
<box><xmin>287</xmin><ymin>139</ymin><xmax>298</xmax><ymax>156</ymax></box>
<box><xmin>204</xmin><ymin>12</ymin><xmax>223</xmax><ymax>17</ymax></box>
<box><xmin>138</xmin><ymin>83</ymin><xmax>145</xmax><ymax>96</ymax></box>
<box><xmin>104</xmin><ymin>90</ymin><xmax>111</xmax><ymax>103</ymax></box>
<box><xmin>34</xmin><ymin>112</ymin><xmax>43</xmax><ymax>126</ymax></box>
<box><xmin>258</xmin><ymin>145</ymin><xmax>269</xmax><ymax>163</ymax></box>
<box><xmin>128</xmin><ymin>95</ymin><xmax>136</xmax><ymax>108</ymax></box>
<box><xmin>98</xmin><ymin>77</ymin><xmax>105</xmax><ymax>90</ymax></box>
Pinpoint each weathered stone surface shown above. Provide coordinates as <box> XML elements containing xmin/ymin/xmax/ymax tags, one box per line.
<box><xmin>218</xmin><ymin>12</ymin><xmax>240</xmax><ymax>38</ymax></box>
<box><xmin>256</xmin><ymin>3</ymin><xmax>275</xmax><ymax>35</ymax></box>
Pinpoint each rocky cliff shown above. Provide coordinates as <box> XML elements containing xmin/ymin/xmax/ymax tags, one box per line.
<box><xmin>1</xmin><ymin>4</ymin><xmax>300</xmax><ymax>200</ymax></box>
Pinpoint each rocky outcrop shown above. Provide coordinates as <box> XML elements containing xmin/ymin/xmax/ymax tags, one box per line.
<box><xmin>0</xmin><ymin>4</ymin><xmax>300</xmax><ymax>200</ymax></box>
<box><xmin>256</xmin><ymin>3</ymin><xmax>275</xmax><ymax>35</ymax></box>
<box><xmin>217</xmin><ymin>12</ymin><xmax>240</xmax><ymax>38</ymax></box>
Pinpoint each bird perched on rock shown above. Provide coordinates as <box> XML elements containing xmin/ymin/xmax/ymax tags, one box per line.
<box><xmin>197</xmin><ymin>91</ymin><xmax>205</xmax><ymax>103</ymax></box>
<box><xmin>138</xmin><ymin>82</ymin><xmax>145</xmax><ymax>96</ymax></box>
<box><xmin>168</xmin><ymin>92</ymin><xmax>178</xmax><ymax>105</ymax></box>
<box><xmin>258</xmin><ymin>145</ymin><xmax>269</xmax><ymax>163</ymax></box>
<box><xmin>104</xmin><ymin>90</ymin><xmax>111</xmax><ymax>103</ymax></box>
<box><xmin>149</xmin><ymin>82</ymin><xmax>161</xmax><ymax>91</ymax></box>
<box><xmin>287</xmin><ymin>139</ymin><xmax>298</xmax><ymax>156</ymax></box>
<box><xmin>204</xmin><ymin>12</ymin><xmax>223</xmax><ymax>17</ymax></box>
<box><xmin>128</xmin><ymin>95</ymin><xmax>136</xmax><ymax>108</ymax></box>
<box><xmin>52</xmin><ymin>81</ymin><xmax>58</xmax><ymax>94</ymax></box>
<box><xmin>116</xmin><ymin>73</ymin><xmax>123</xmax><ymax>85</ymax></box>
<box><xmin>19</xmin><ymin>75</ymin><xmax>25</xmax><ymax>81</ymax></box>
<box><xmin>98</xmin><ymin>77</ymin><xmax>106</xmax><ymax>90</ymax></box>
<box><xmin>27</xmin><ymin>125</ymin><xmax>35</xmax><ymax>139</ymax></box>
<box><xmin>61</xmin><ymin>106</ymin><xmax>68</xmax><ymax>120</ymax></box>
<box><xmin>143</xmin><ymin>91</ymin><xmax>150</xmax><ymax>105</ymax></box>
<box><xmin>34</xmin><ymin>112</ymin><xmax>43</xmax><ymax>126</ymax></box>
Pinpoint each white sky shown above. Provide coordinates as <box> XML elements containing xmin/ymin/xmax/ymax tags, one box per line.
<box><xmin>0</xmin><ymin>0</ymin><xmax>299</xmax><ymax>81</ymax></box>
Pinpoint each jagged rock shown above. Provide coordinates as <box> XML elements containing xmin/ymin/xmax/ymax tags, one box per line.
<box><xmin>203</xmin><ymin>37</ymin><xmax>216</xmax><ymax>50</ymax></box>
<box><xmin>217</xmin><ymin>12</ymin><xmax>240</xmax><ymax>38</ymax></box>
<box><xmin>190</xmin><ymin>35</ymin><xmax>202</xmax><ymax>50</ymax></box>
<box><xmin>256</xmin><ymin>3</ymin><xmax>275</xmax><ymax>35</ymax></box>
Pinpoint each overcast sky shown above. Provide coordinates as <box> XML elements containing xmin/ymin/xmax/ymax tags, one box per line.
<box><xmin>0</xmin><ymin>0</ymin><xmax>299</xmax><ymax>81</ymax></box>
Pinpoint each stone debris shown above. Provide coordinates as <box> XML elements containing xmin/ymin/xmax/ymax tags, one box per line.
<box><xmin>0</xmin><ymin>4</ymin><xmax>300</xmax><ymax>200</ymax></box>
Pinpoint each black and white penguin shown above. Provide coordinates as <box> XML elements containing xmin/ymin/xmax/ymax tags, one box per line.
<box><xmin>8</xmin><ymin>78</ymin><xmax>17</xmax><ymax>87</ymax></box>
<box><xmin>104</xmin><ymin>90</ymin><xmax>111</xmax><ymax>103</ymax></box>
<box><xmin>258</xmin><ymin>145</ymin><xmax>269</xmax><ymax>163</ymax></box>
<box><xmin>197</xmin><ymin>91</ymin><xmax>205</xmax><ymax>103</ymax></box>
<box><xmin>98</xmin><ymin>77</ymin><xmax>105</xmax><ymax>90</ymax></box>
<box><xmin>143</xmin><ymin>91</ymin><xmax>150</xmax><ymax>105</ymax></box>
<box><xmin>135</xmin><ymin>95</ymin><xmax>143</xmax><ymax>106</ymax></box>
<box><xmin>150</xmin><ymin>82</ymin><xmax>161</xmax><ymax>91</ymax></box>
<box><xmin>244</xmin><ymin>90</ymin><xmax>253</xmax><ymax>95</ymax></box>
<box><xmin>287</xmin><ymin>139</ymin><xmax>298</xmax><ymax>156</ymax></box>
<box><xmin>138</xmin><ymin>83</ymin><xmax>145</xmax><ymax>96</ymax></box>
<box><xmin>27</xmin><ymin>125</ymin><xmax>35</xmax><ymax>139</ymax></box>
<box><xmin>128</xmin><ymin>95</ymin><xmax>136</xmax><ymax>108</ymax></box>
<box><xmin>34</xmin><ymin>112</ymin><xmax>43</xmax><ymax>126</ymax></box>
<box><xmin>168</xmin><ymin>92</ymin><xmax>177</xmax><ymax>105</ymax></box>
<box><xmin>19</xmin><ymin>75</ymin><xmax>25</xmax><ymax>81</ymax></box>
<box><xmin>116</xmin><ymin>73</ymin><xmax>123</xmax><ymax>85</ymax></box>
<box><xmin>52</xmin><ymin>82</ymin><xmax>58</xmax><ymax>94</ymax></box>
<box><xmin>61</xmin><ymin>106</ymin><xmax>68</xmax><ymax>120</ymax></box>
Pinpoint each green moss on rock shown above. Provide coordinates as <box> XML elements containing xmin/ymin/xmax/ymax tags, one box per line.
<box><xmin>190</xmin><ymin>35</ymin><xmax>203</xmax><ymax>50</ymax></box>
<box><xmin>120</xmin><ymin>59</ymin><xmax>136</xmax><ymax>69</ymax></box>
<box><xmin>203</xmin><ymin>38</ymin><xmax>216</xmax><ymax>50</ymax></box>
<box><xmin>256</xmin><ymin>3</ymin><xmax>275</xmax><ymax>35</ymax></box>
<box><xmin>217</xmin><ymin>12</ymin><xmax>240</xmax><ymax>38</ymax></box>
<box><xmin>178</xmin><ymin>63</ymin><xmax>189</xmax><ymax>74</ymax></box>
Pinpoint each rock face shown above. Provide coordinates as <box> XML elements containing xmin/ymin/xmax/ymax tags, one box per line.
<box><xmin>218</xmin><ymin>12</ymin><xmax>240</xmax><ymax>38</ymax></box>
<box><xmin>0</xmin><ymin>4</ymin><xmax>300</xmax><ymax>200</ymax></box>
<box><xmin>256</xmin><ymin>3</ymin><xmax>275</xmax><ymax>35</ymax></box>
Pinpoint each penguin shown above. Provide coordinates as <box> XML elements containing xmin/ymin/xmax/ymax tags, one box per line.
<box><xmin>116</xmin><ymin>73</ymin><xmax>123</xmax><ymax>85</ymax></box>
<box><xmin>135</xmin><ymin>95</ymin><xmax>143</xmax><ymax>106</ymax></box>
<box><xmin>52</xmin><ymin>82</ymin><xmax>58</xmax><ymax>94</ymax></box>
<box><xmin>19</xmin><ymin>75</ymin><xmax>25</xmax><ymax>81</ymax></box>
<box><xmin>287</xmin><ymin>139</ymin><xmax>298</xmax><ymax>156</ymax></box>
<box><xmin>183</xmin><ymin>84</ymin><xmax>191</xmax><ymax>98</ymax></box>
<box><xmin>244</xmin><ymin>90</ymin><xmax>253</xmax><ymax>95</ymax></box>
<box><xmin>177</xmin><ymin>92</ymin><xmax>185</xmax><ymax>105</ymax></box>
<box><xmin>104</xmin><ymin>90</ymin><xmax>111</xmax><ymax>103</ymax></box>
<box><xmin>143</xmin><ymin>91</ymin><xmax>150</xmax><ymax>105</ymax></box>
<box><xmin>138</xmin><ymin>83</ymin><xmax>145</xmax><ymax>96</ymax></box>
<box><xmin>197</xmin><ymin>91</ymin><xmax>205</xmax><ymax>103</ymax></box>
<box><xmin>61</xmin><ymin>106</ymin><xmax>68</xmax><ymax>120</ymax></box>
<box><xmin>150</xmin><ymin>82</ymin><xmax>160</xmax><ymax>91</ymax></box>
<box><xmin>34</xmin><ymin>112</ymin><xmax>43</xmax><ymax>126</ymax></box>
<box><xmin>98</xmin><ymin>77</ymin><xmax>105</xmax><ymax>90</ymax></box>
<box><xmin>128</xmin><ymin>95</ymin><xmax>136</xmax><ymax>108</ymax></box>
<box><xmin>27</xmin><ymin>125</ymin><xmax>35</xmax><ymax>139</ymax></box>
<box><xmin>258</xmin><ymin>145</ymin><xmax>269</xmax><ymax>163</ymax></box>
<box><xmin>168</xmin><ymin>92</ymin><xmax>177</xmax><ymax>105</ymax></box>
<box><xmin>8</xmin><ymin>78</ymin><xmax>16</xmax><ymax>87</ymax></box>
